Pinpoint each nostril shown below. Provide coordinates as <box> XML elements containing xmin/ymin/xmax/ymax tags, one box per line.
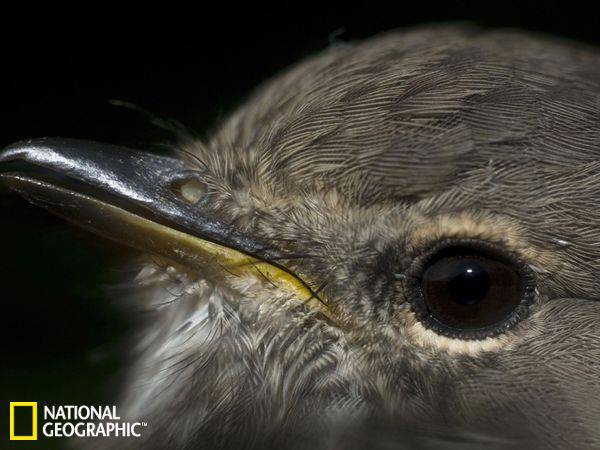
<box><xmin>170</xmin><ymin>177</ymin><xmax>207</xmax><ymax>204</ymax></box>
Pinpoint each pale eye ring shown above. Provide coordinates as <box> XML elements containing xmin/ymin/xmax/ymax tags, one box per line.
<box><xmin>406</xmin><ymin>239</ymin><xmax>536</xmax><ymax>340</ymax></box>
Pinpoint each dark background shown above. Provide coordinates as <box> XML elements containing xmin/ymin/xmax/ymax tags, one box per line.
<box><xmin>1</xmin><ymin>3</ymin><xmax>598</xmax><ymax>448</ymax></box>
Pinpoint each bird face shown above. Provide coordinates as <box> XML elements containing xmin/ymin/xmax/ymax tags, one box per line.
<box><xmin>2</xmin><ymin>26</ymin><xmax>600</xmax><ymax>449</ymax></box>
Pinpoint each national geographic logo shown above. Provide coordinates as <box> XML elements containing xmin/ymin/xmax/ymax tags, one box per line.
<box><xmin>9</xmin><ymin>402</ymin><xmax>38</xmax><ymax>440</ymax></box>
<box><xmin>8</xmin><ymin>402</ymin><xmax>147</xmax><ymax>441</ymax></box>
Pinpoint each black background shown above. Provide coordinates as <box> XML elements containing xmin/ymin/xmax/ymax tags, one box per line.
<box><xmin>1</xmin><ymin>3</ymin><xmax>598</xmax><ymax>448</ymax></box>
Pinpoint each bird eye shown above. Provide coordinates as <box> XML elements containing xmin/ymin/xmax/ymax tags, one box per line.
<box><xmin>408</xmin><ymin>241</ymin><xmax>534</xmax><ymax>339</ymax></box>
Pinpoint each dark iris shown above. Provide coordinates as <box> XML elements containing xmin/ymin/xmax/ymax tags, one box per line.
<box><xmin>419</xmin><ymin>246</ymin><xmax>524</xmax><ymax>331</ymax></box>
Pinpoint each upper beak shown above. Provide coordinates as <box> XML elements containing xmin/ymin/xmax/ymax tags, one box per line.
<box><xmin>0</xmin><ymin>138</ymin><xmax>329</xmax><ymax>316</ymax></box>
<box><xmin>0</xmin><ymin>138</ymin><xmax>275</xmax><ymax>258</ymax></box>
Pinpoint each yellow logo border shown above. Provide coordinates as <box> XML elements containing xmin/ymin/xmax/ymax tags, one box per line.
<box><xmin>9</xmin><ymin>402</ymin><xmax>38</xmax><ymax>440</ymax></box>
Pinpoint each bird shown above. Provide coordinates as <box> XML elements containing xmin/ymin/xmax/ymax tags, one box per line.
<box><xmin>2</xmin><ymin>24</ymin><xmax>600</xmax><ymax>449</ymax></box>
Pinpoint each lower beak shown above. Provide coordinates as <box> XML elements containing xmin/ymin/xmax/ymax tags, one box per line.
<box><xmin>0</xmin><ymin>138</ymin><xmax>330</xmax><ymax>318</ymax></box>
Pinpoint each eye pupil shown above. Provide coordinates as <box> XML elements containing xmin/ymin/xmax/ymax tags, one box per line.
<box><xmin>447</xmin><ymin>260</ymin><xmax>490</xmax><ymax>306</ymax></box>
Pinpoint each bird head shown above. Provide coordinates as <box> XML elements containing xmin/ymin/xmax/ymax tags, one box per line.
<box><xmin>2</xmin><ymin>26</ymin><xmax>600</xmax><ymax>449</ymax></box>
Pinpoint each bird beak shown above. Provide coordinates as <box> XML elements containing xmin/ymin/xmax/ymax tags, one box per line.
<box><xmin>0</xmin><ymin>138</ymin><xmax>329</xmax><ymax>316</ymax></box>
